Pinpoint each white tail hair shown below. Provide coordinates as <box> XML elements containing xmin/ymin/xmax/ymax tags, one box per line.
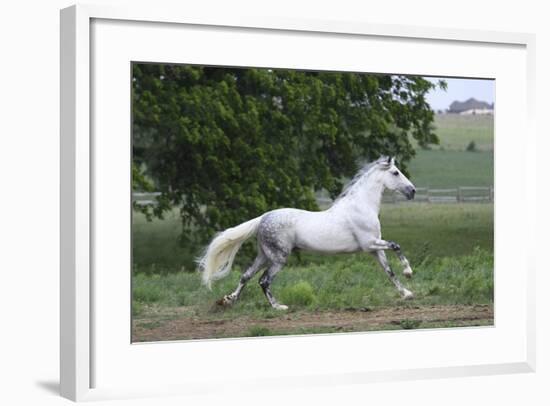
<box><xmin>197</xmin><ymin>216</ymin><xmax>263</xmax><ymax>288</ymax></box>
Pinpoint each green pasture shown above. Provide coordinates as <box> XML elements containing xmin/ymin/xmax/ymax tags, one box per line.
<box><xmin>432</xmin><ymin>114</ymin><xmax>494</xmax><ymax>151</ymax></box>
<box><xmin>132</xmin><ymin>236</ymin><xmax>493</xmax><ymax>322</ymax></box>
<box><xmin>132</xmin><ymin>203</ymin><xmax>493</xmax><ymax>274</ymax></box>
<box><xmin>132</xmin><ymin>203</ymin><xmax>494</xmax><ymax>327</ymax></box>
<box><xmin>406</xmin><ymin>114</ymin><xmax>493</xmax><ymax>188</ymax></box>
<box><xmin>408</xmin><ymin>149</ymin><xmax>493</xmax><ymax>188</ymax></box>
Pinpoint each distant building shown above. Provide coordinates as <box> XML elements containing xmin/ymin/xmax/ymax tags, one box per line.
<box><xmin>459</xmin><ymin>108</ymin><xmax>493</xmax><ymax>115</ymax></box>
<box><xmin>448</xmin><ymin>98</ymin><xmax>494</xmax><ymax>114</ymax></box>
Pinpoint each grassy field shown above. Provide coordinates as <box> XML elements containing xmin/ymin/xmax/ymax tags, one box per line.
<box><xmin>133</xmin><ymin>204</ymin><xmax>494</xmax><ymax>311</ymax></box>
<box><xmin>133</xmin><ymin>245</ymin><xmax>493</xmax><ymax>340</ymax></box>
<box><xmin>432</xmin><ymin>114</ymin><xmax>494</xmax><ymax>151</ymax></box>
<box><xmin>132</xmin><ymin>208</ymin><xmax>191</xmax><ymax>273</ymax></box>
<box><xmin>132</xmin><ymin>203</ymin><xmax>493</xmax><ymax>273</ymax></box>
<box><xmin>406</xmin><ymin>114</ymin><xmax>494</xmax><ymax>188</ymax></box>
<box><xmin>132</xmin><ymin>203</ymin><xmax>493</xmax><ymax>340</ymax></box>
<box><xmin>324</xmin><ymin>115</ymin><xmax>493</xmax><ymax>190</ymax></box>
<box><xmin>408</xmin><ymin>150</ymin><xmax>493</xmax><ymax>188</ymax></box>
<box><xmin>131</xmin><ymin>113</ymin><xmax>494</xmax><ymax>341</ymax></box>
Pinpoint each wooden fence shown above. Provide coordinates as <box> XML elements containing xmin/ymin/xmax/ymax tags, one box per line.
<box><xmin>382</xmin><ymin>186</ymin><xmax>493</xmax><ymax>204</ymax></box>
<box><xmin>133</xmin><ymin>192</ymin><xmax>161</xmax><ymax>206</ymax></box>
<box><xmin>315</xmin><ymin>186</ymin><xmax>493</xmax><ymax>206</ymax></box>
<box><xmin>134</xmin><ymin>186</ymin><xmax>493</xmax><ymax>207</ymax></box>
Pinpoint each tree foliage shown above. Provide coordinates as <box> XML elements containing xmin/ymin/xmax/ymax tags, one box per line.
<box><xmin>132</xmin><ymin>64</ymin><xmax>439</xmax><ymax>242</ymax></box>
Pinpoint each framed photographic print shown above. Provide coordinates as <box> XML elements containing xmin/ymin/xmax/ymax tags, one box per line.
<box><xmin>60</xmin><ymin>4</ymin><xmax>536</xmax><ymax>402</ymax></box>
<box><xmin>130</xmin><ymin>64</ymin><xmax>496</xmax><ymax>342</ymax></box>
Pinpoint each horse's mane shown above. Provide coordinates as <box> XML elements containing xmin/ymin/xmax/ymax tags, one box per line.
<box><xmin>332</xmin><ymin>157</ymin><xmax>389</xmax><ymax>204</ymax></box>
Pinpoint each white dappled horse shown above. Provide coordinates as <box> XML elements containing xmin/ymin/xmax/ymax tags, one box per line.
<box><xmin>198</xmin><ymin>156</ymin><xmax>416</xmax><ymax>310</ymax></box>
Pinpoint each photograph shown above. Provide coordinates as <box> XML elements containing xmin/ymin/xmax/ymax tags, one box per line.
<box><xmin>131</xmin><ymin>63</ymin><xmax>494</xmax><ymax>342</ymax></box>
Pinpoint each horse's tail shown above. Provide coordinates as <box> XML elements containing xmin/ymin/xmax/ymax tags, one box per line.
<box><xmin>197</xmin><ymin>216</ymin><xmax>263</xmax><ymax>289</ymax></box>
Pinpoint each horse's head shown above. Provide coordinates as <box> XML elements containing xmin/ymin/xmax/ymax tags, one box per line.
<box><xmin>376</xmin><ymin>156</ymin><xmax>416</xmax><ymax>200</ymax></box>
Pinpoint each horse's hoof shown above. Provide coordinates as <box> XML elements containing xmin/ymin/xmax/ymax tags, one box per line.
<box><xmin>389</xmin><ymin>241</ymin><xmax>401</xmax><ymax>251</ymax></box>
<box><xmin>403</xmin><ymin>266</ymin><xmax>413</xmax><ymax>279</ymax></box>
<box><xmin>216</xmin><ymin>295</ymin><xmax>234</xmax><ymax>307</ymax></box>
<box><xmin>273</xmin><ymin>304</ymin><xmax>289</xmax><ymax>310</ymax></box>
<box><xmin>402</xmin><ymin>290</ymin><xmax>414</xmax><ymax>300</ymax></box>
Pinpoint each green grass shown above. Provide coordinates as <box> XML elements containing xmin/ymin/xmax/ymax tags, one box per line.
<box><xmin>408</xmin><ymin>150</ymin><xmax>493</xmax><ymax>188</ymax></box>
<box><xmin>132</xmin><ymin>246</ymin><xmax>493</xmax><ymax>321</ymax></box>
<box><xmin>432</xmin><ymin>114</ymin><xmax>494</xmax><ymax>151</ymax></box>
<box><xmin>279</xmin><ymin>281</ymin><xmax>317</xmax><ymax>307</ymax></box>
<box><xmin>405</xmin><ymin>114</ymin><xmax>493</xmax><ymax>188</ymax></box>
<box><xmin>132</xmin><ymin>203</ymin><xmax>493</xmax><ymax>323</ymax></box>
<box><xmin>379</xmin><ymin>203</ymin><xmax>493</xmax><ymax>259</ymax></box>
<box><xmin>132</xmin><ymin>209</ymin><xmax>196</xmax><ymax>273</ymax></box>
<box><xmin>247</xmin><ymin>325</ymin><xmax>272</xmax><ymax>336</ymax></box>
<box><xmin>133</xmin><ymin>203</ymin><xmax>493</xmax><ymax>273</ymax></box>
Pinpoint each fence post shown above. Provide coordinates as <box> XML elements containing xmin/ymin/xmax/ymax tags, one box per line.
<box><xmin>426</xmin><ymin>187</ymin><xmax>430</xmax><ymax>203</ymax></box>
<box><xmin>457</xmin><ymin>187</ymin><xmax>461</xmax><ymax>202</ymax></box>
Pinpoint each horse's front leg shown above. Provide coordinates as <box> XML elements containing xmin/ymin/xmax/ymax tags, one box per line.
<box><xmin>388</xmin><ymin>241</ymin><xmax>413</xmax><ymax>279</ymax></box>
<box><xmin>370</xmin><ymin>250</ymin><xmax>414</xmax><ymax>300</ymax></box>
<box><xmin>368</xmin><ymin>239</ymin><xmax>413</xmax><ymax>278</ymax></box>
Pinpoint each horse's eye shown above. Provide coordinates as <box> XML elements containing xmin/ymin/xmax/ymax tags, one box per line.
<box><xmin>392</xmin><ymin>171</ymin><xmax>399</xmax><ymax>176</ymax></box>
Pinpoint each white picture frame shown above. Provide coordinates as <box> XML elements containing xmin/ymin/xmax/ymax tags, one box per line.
<box><xmin>60</xmin><ymin>4</ymin><xmax>536</xmax><ymax>402</ymax></box>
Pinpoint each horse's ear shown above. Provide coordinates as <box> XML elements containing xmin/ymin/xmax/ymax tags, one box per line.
<box><xmin>386</xmin><ymin>156</ymin><xmax>391</xmax><ymax>164</ymax></box>
<box><xmin>390</xmin><ymin>156</ymin><xmax>395</xmax><ymax>165</ymax></box>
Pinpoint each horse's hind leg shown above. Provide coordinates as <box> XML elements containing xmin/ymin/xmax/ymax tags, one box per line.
<box><xmin>259</xmin><ymin>262</ymin><xmax>288</xmax><ymax>310</ymax></box>
<box><xmin>371</xmin><ymin>250</ymin><xmax>413</xmax><ymax>299</ymax></box>
<box><xmin>219</xmin><ymin>253</ymin><xmax>266</xmax><ymax>306</ymax></box>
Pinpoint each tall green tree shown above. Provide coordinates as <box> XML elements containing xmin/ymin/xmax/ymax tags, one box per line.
<box><xmin>132</xmin><ymin>64</ymin><xmax>440</xmax><ymax>244</ymax></box>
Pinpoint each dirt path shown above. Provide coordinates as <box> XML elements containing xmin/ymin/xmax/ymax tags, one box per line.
<box><xmin>132</xmin><ymin>304</ymin><xmax>493</xmax><ymax>342</ymax></box>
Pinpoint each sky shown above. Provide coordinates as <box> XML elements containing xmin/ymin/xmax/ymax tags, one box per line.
<box><xmin>423</xmin><ymin>77</ymin><xmax>495</xmax><ymax>111</ymax></box>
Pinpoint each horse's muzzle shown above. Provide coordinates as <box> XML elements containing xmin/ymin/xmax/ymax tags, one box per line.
<box><xmin>404</xmin><ymin>186</ymin><xmax>416</xmax><ymax>200</ymax></box>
